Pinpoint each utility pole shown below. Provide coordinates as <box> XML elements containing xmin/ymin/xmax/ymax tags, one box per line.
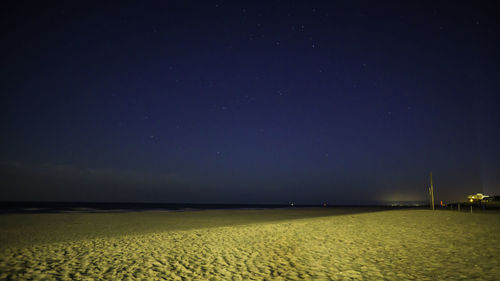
<box><xmin>429</xmin><ymin>172</ymin><xmax>435</xmax><ymax>210</ymax></box>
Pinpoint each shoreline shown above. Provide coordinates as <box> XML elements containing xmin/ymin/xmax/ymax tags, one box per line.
<box><xmin>0</xmin><ymin>207</ymin><xmax>388</xmax><ymax>249</ymax></box>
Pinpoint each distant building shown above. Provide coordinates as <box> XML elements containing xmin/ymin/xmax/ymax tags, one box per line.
<box><xmin>467</xmin><ymin>193</ymin><xmax>490</xmax><ymax>203</ymax></box>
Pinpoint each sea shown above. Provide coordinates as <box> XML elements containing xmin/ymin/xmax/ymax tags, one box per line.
<box><xmin>0</xmin><ymin>201</ymin><xmax>408</xmax><ymax>213</ymax></box>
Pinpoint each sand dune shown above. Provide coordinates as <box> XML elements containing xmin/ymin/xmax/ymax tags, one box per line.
<box><xmin>1</xmin><ymin>209</ymin><xmax>499</xmax><ymax>280</ymax></box>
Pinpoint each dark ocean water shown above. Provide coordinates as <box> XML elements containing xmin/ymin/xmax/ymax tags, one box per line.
<box><xmin>0</xmin><ymin>201</ymin><xmax>321</xmax><ymax>213</ymax></box>
<box><xmin>0</xmin><ymin>201</ymin><xmax>434</xmax><ymax>214</ymax></box>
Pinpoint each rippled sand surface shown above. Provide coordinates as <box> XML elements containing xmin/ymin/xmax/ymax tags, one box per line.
<box><xmin>1</xmin><ymin>209</ymin><xmax>499</xmax><ymax>280</ymax></box>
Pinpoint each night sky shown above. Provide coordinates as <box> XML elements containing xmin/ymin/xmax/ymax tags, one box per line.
<box><xmin>1</xmin><ymin>1</ymin><xmax>499</xmax><ymax>204</ymax></box>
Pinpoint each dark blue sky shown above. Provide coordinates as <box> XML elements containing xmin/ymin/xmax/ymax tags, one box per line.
<box><xmin>1</xmin><ymin>1</ymin><xmax>499</xmax><ymax>204</ymax></box>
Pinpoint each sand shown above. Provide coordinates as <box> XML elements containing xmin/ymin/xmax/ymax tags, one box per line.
<box><xmin>0</xmin><ymin>209</ymin><xmax>499</xmax><ymax>280</ymax></box>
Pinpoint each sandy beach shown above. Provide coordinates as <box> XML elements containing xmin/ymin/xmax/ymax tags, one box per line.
<box><xmin>1</xmin><ymin>208</ymin><xmax>499</xmax><ymax>280</ymax></box>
